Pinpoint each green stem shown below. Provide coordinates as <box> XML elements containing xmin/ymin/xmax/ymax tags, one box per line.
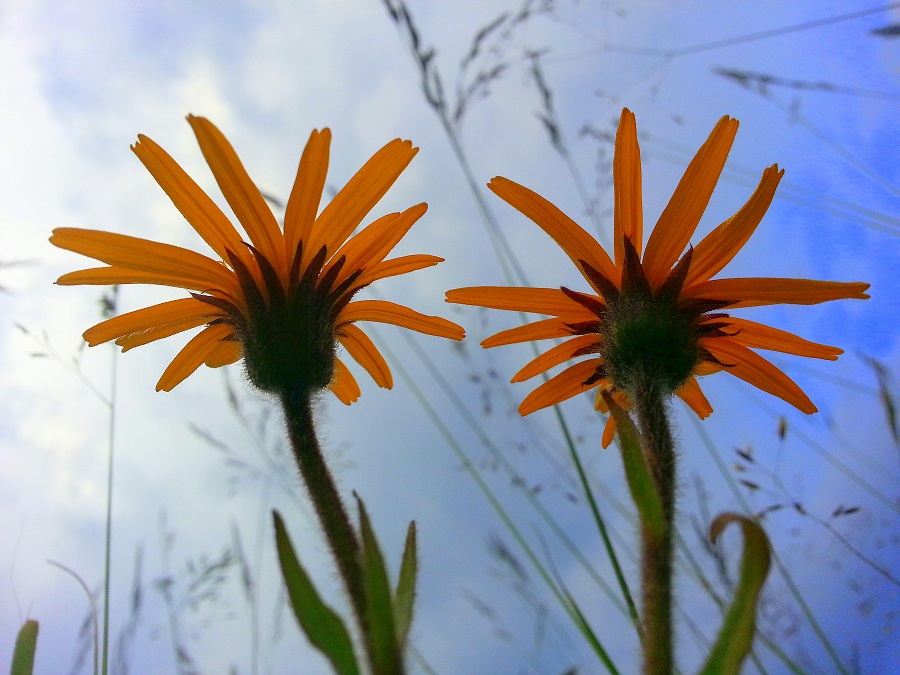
<box><xmin>279</xmin><ymin>394</ymin><xmax>367</xmax><ymax>639</ymax></box>
<box><xmin>633</xmin><ymin>379</ymin><xmax>676</xmax><ymax>675</ymax></box>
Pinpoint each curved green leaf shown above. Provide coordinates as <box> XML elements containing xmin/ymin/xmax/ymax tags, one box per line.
<box><xmin>272</xmin><ymin>511</ymin><xmax>360</xmax><ymax>675</ymax></box>
<box><xmin>11</xmin><ymin>619</ymin><xmax>38</xmax><ymax>675</ymax></box>
<box><xmin>604</xmin><ymin>392</ymin><xmax>665</xmax><ymax>539</ymax></box>
<box><xmin>394</xmin><ymin>520</ymin><xmax>418</xmax><ymax>648</ymax></box>
<box><xmin>699</xmin><ymin>512</ymin><xmax>772</xmax><ymax>675</ymax></box>
<box><xmin>355</xmin><ymin>495</ymin><xmax>404</xmax><ymax>675</ymax></box>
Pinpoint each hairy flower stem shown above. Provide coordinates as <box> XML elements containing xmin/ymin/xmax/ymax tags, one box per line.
<box><xmin>280</xmin><ymin>393</ymin><xmax>368</xmax><ymax>638</ymax></box>
<box><xmin>633</xmin><ymin>378</ymin><xmax>676</xmax><ymax>675</ymax></box>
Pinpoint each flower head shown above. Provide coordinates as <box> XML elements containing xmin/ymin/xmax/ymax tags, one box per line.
<box><xmin>52</xmin><ymin>117</ymin><xmax>464</xmax><ymax>401</ymax></box>
<box><xmin>447</xmin><ymin>108</ymin><xmax>868</xmax><ymax>446</ymax></box>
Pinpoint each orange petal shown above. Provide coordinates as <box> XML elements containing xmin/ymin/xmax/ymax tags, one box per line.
<box><xmin>614</xmin><ymin>108</ymin><xmax>643</xmax><ymax>265</ymax></box>
<box><xmin>116</xmin><ymin>314</ymin><xmax>216</xmax><ymax>352</ymax></box>
<box><xmin>686</xmin><ymin>165</ymin><xmax>783</xmax><ymax>285</ymax></box>
<box><xmin>511</xmin><ymin>335</ymin><xmax>600</xmax><ymax>382</ymax></box>
<box><xmin>312</xmin><ymin>139</ymin><xmax>418</xmax><ymax>266</ymax></box>
<box><xmin>701</xmin><ymin>337</ymin><xmax>816</xmax><ymax>413</ymax></box>
<box><xmin>354</xmin><ymin>254</ymin><xmax>443</xmax><ymax>287</ymax></box>
<box><xmin>339</xmin><ymin>324</ymin><xmax>393</xmax><ymax>389</ymax></box>
<box><xmin>57</xmin><ymin>266</ymin><xmax>218</xmax><ymax>292</ymax></box>
<box><xmin>131</xmin><ymin>134</ymin><xmax>247</xmax><ymax>263</ymax></box>
<box><xmin>488</xmin><ymin>176</ymin><xmax>619</xmax><ymax>290</ymax></box>
<box><xmin>693</xmin><ymin>361</ymin><xmax>724</xmax><ymax>376</ymax></box>
<box><xmin>446</xmin><ymin>286</ymin><xmax>591</xmax><ymax>317</ymax></box>
<box><xmin>284</xmin><ymin>128</ymin><xmax>331</xmax><ymax>264</ymax></box>
<box><xmin>518</xmin><ymin>359</ymin><xmax>602</xmax><ymax>415</ymax></box>
<box><xmin>51</xmin><ymin>228</ymin><xmax>236</xmax><ymax>292</ymax></box>
<box><xmin>674</xmin><ymin>376</ymin><xmax>713</xmax><ymax>418</ymax></box>
<box><xmin>338</xmin><ymin>299</ymin><xmax>464</xmax><ymax>340</ymax></box>
<box><xmin>716</xmin><ymin>316</ymin><xmax>842</xmax><ymax>360</ymax></box>
<box><xmin>601</xmin><ymin>415</ymin><xmax>618</xmax><ymax>448</ymax></box>
<box><xmin>481</xmin><ymin>317</ymin><xmax>575</xmax><ymax>348</ymax></box>
<box><xmin>204</xmin><ymin>339</ymin><xmax>243</xmax><ymax>367</ymax></box>
<box><xmin>156</xmin><ymin>323</ymin><xmax>234</xmax><ymax>391</ymax></box>
<box><xmin>642</xmin><ymin>116</ymin><xmax>739</xmax><ymax>289</ymax></box>
<box><xmin>330</xmin><ymin>357</ymin><xmax>361</xmax><ymax>405</ymax></box>
<box><xmin>330</xmin><ymin>203</ymin><xmax>428</xmax><ymax>288</ymax></box>
<box><xmin>683</xmin><ymin>277</ymin><xmax>870</xmax><ymax>307</ymax></box>
<box><xmin>187</xmin><ymin>116</ymin><xmax>285</xmax><ymax>274</ymax></box>
<box><xmin>83</xmin><ymin>297</ymin><xmax>220</xmax><ymax>346</ymax></box>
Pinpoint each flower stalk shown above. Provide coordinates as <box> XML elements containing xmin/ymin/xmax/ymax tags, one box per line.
<box><xmin>631</xmin><ymin>378</ymin><xmax>676</xmax><ymax>675</ymax></box>
<box><xmin>280</xmin><ymin>393</ymin><xmax>368</xmax><ymax>635</ymax></box>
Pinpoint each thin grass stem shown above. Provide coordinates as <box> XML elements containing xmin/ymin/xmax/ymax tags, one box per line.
<box><xmin>373</xmin><ymin>329</ymin><xmax>620</xmax><ymax>673</ymax></box>
<box><xmin>101</xmin><ymin>337</ymin><xmax>117</xmax><ymax>675</ymax></box>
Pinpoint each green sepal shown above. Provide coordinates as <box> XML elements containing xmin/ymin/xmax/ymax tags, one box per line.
<box><xmin>355</xmin><ymin>495</ymin><xmax>403</xmax><ymax>675</ymax></box>
<box><xmin>272</xmin><ymin>511</ymin><xmax>360</xmax><ymax>675</ymax></box>
<box><xmin>699</xmin><ymin>512</ymin><xmax>772</xmax><ymax>675</ymax></box>
<box><xmin>393</xmin><ymin>520</ymin><xmax>418</xmax><ymax>649</ymax></box>
<box><xmin>11</xmin><ymin>619</ymin><xmax>38</xmax><ymax>675</ymax></box>
<box><xmin>604</xmin><ymin>392</ymin><xmax>665</xmax><ymax>539</ymax></box>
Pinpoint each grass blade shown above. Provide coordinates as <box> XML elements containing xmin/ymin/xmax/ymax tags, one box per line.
<box><xmin>394</xmin><ymin>520</ymin><xmax>418</xmax><ymax>649</ymax></box>
<box><xmin>272</xmin><ymin>511</ymin><xmax>360</xmax><ymax>675</ymax></box>
<box><xmin>11</xmin><ymin>620</ymin><xmax>39</xmax><ymax>675</ymax></box>
<box><xmin>700</xmin><ymin>513</ymin><xmax>772</xmax><ymax>675</ymax></box>
<box><xmin>355</xmin><ymin>496</ymin><xmax>403</xmax><ymax>674</ymax></box>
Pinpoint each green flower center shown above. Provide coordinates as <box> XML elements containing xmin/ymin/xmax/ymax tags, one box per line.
<box><xmin>603</xmin><ymin>293</ymin><xmax>698</xmax><ymax>395</ymax></box>
<box><xmin>241</xmin><ymin>291</ymin><xmax>338</xmax><ymax>399</ymax></box>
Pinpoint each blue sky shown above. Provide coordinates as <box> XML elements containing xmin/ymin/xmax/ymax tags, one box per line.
<box><xmin>1</xmin><ymin>1</ymin><xmax>898</xmax><ymax>673</ymax></box>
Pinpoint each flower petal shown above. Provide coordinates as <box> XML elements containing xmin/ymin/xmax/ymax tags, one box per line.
<box><xmin>313</xmin><ymin>139</ymin><xmax>419</xmax><ymax>265</ymax></box>
<box><xmin>683</xmin><ymin>278</ymin><xmax>870</xmax><ymax>307</ymax></box>
<box><xmin>602</xmin><ymin>416</ymin><xmax>617</xmax><ymax>448</ymax></box>
<box><xmin>354</xmin><ymin>255</ymin><xmax>443</xmax><ymax>287</ymax></box>
<box><xmin>674</xmin><ymin>376</ymin><xmax>713</xmax><ymax>418</ymax></box>
<box><xmin>693</xmin><ymin>361</ymin><xmax>724</xmax><ymax>376</ymax></box>
<box><xmin>338</xmin><ymin>299</ymin><xmax>464</xmax><ymax>340</ymax></box>
<box><xmin>156</xmin><ymin>323</ymin><xmax>234</xmax><ymax>391</ymax></box>
<box><xmin>131</xmin><ymin>134</ymin><xmax>247</xmax><ymax>263</ymax></box>
<box><xmin>56</xmin><ymin>266</ymin><xmax>218</xmax><ymax>292</ymax></box>
<box><xmin>284</xmin><ymin>128</ymin><xmax>331</xmax><ymax>264</ymax></box>
<box><xmin>116</xmin><ymin>314</ymin><xmax>217</xmax><ymax>352</ymax></box>
<box><xmin>446</xmin><ymin>286</ymin><xmax>591</xmax><ymax>317</ymax></box>
<box><xmin>518</xmin><ymin>359</ymin><xmax>602</xmax><ymax>415</ymax></box>
<box><xmin>488</xmin><ymin>176</ymin><xmax>619</xmax><ymax>290</ymax></box>
<box><xmin>481</xmin><ymin>317</ymin><xmax>575</xmax><ymax>348</ymax></box>
<box><xmin>511</xmin><ymin>334</ymin><xmax>600</xmax><ymax>382</ymax></box>
<box><xmin>642</xmin><ymin>116</ymin><xmax>739</xmax><ymax>289</ymax></box>
<box><xmin>51</xmin><ymin>228</ymin><xmax>236</xmax><ymax>291</ymax></box>
<box><xmin>339</xmin><ymin>323</ymin><xmax>393</xmax><ymax>389</ymax></box>
<box><xmin>330</xmin><ymin>203</ymin><xmax>428</xmax><ymax>288</ymax></box>
<box><xmin>701</xmin><ymin>337</ymin><xmax>816</xmax><ymax>413</ymax></box>
<box><xmin>204</xmin><ymin>339</ymin><xmax>243</xmax><ymax>367</ymax></box>
<box><xmin>614</xmin><ymin>108</ymin><xmax>643</xmax><ymax>265</ymax></box>
<box><xmin>330</xmin><ymin>357</ymin><xmax>361</xmax><ymax>405</ymax></box>
<box><xmin>686</xmin><ymin>165</ymin><xmax>783</xmax><ymax>285</ymax></box>
<box><xmin>83</xmin><ymin>298</ymin><xmax>221</xmax><ymax>346</ymax></box>
<box><xmin>716</xmin><ymin>316</ymin><xmax>842</xmax><ymax>360</ymax></box>
<box><xmin>187</xmin><ymin>116</ymin><xmax>285</xmax><ymax>273</ymax></box>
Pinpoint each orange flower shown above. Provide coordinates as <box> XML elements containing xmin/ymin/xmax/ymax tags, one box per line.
<box><xmin>448</xmin><ymin>108</ymin><xmax>868</xmax><ymax>446</ymax></box>
<box><xmin>52</xmin><ymin>117</ymin><xmax>464</xmax><ymax>401</ymax></box>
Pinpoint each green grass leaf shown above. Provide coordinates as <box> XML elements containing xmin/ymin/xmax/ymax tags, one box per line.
<box><xmin>355</xmin><ymin>495</ymin><xmax>403</xmax><ymax>675</ymax></box>
<box><xmin>699</xmin><ymin>512</ymin><xmax>772</xmax><ymax>675</ymax></box>
<box><xmin>393</xmin><ymin>520</ymin><xmax>418</xmax><ymax>649</ymax></box>
<box><xmin>272</xmin><ymin>511</ymin><xmax>360</xmax><ymax>675</ymax></box>
<box><xmin>11</xmin><ymin>619</ymin><xmax>38</xmax><ymax>675</ymax></box>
